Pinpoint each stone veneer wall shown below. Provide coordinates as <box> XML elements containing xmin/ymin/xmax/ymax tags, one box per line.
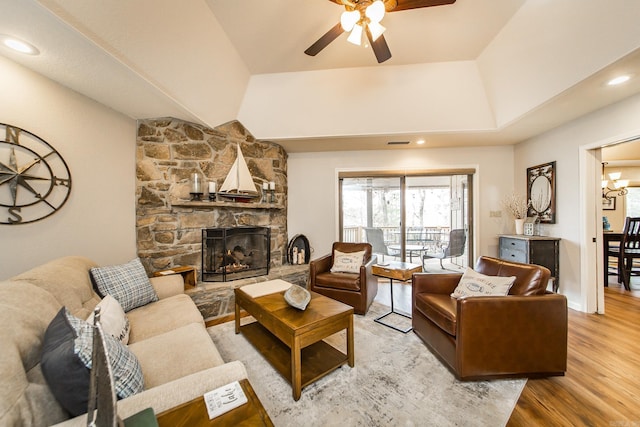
<box><xmin>135</xmin><ymin>118</ymin><xmax>288</xmax><ymax>277</ymax></box>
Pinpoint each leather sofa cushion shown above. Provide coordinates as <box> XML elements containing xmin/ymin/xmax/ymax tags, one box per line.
<box><xmin>414</xmin><ymin>294</ymin><xmax>457</xmax><ymax>336</ymax></box>
<box><xmin>315</xmin><ymin>272</ymin><xmax>361</xmax><ymax>291</ymax></box>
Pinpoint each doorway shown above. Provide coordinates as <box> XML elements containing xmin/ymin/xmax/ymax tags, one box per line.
<box><xmin>582</xmin><ymin>135</ymin><xmax>640</xmax><ymax>314</ymax></box>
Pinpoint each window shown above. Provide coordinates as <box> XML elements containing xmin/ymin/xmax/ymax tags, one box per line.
<box><xmin>625</xmin><ymin>187</ymin><xmax>640</xmax><ymax>217</ymax></box>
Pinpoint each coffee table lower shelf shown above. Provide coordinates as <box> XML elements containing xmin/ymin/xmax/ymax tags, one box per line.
<box><xmin>240</xmin><ymin>321</ymin><xmax>348</xmax><ymax>390</ymax></box>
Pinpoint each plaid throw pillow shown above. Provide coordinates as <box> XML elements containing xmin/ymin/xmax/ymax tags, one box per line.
<box><xmin>90</xmin><ymin>258</ymin><xmax>158</xmax><ymax>312</ymax></box>
<box><xmin>66</xmin><ymin>309</ymin><xmax>144</xmax><ymax>399</ymax></box>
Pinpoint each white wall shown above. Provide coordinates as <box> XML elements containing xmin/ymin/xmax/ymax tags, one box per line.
<box><xmin>287</xmin><ymin>145</ymin><xmax>515</xmax><ymax>263</ymax></box>
<box><xmin>515</xmin><ymin>92</ymin><xmax>640</xmax><ymax>310</ymax></box>
<box><xmin>0</xmin><ymin>55</ymin><xmax>137</xmax><ymax>279</ymax></box>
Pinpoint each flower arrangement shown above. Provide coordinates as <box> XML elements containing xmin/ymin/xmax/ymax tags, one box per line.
<box><xmin>501</xmin><ymin>193</ymin><xmax>530</xmax><ymax>219</ymax></box>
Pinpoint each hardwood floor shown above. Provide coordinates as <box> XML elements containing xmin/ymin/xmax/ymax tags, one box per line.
<box><xmin>508</xmin><ymin>285</ymin><xmax>640</xmax><ymax>425</ymax></box>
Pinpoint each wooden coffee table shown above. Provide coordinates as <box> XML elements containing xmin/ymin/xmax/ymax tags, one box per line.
<box><xmin>156</xmin><ymin>378</ymin><xmax>273</xmax><ymax>426</ymax></box>
<box><xmin>234</xmin><ymin>280</ymin><xmax>354</xmax><ymax>401</ymax></box>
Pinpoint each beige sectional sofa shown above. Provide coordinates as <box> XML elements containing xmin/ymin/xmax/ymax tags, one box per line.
<box><xmin>0</xmin><ymin>256</ymin><xmax>247</xmax><ymax>426</ymax></box>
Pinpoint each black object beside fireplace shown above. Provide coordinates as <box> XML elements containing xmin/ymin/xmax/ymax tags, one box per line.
<box><xmin>202</xmin><ymin>227</ymin><xmax>270</xmax><ymax>282</ymax></box>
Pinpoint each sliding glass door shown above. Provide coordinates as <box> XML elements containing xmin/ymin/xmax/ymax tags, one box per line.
<box><xmin>339</xmin><ymin>171</ymin><xmax>473</xmax><ymax>269</ymax></box>
<box><xmin>340</xmin><ymin>177</ymin><xmax>401</xmax><ymax>259</ymax></box>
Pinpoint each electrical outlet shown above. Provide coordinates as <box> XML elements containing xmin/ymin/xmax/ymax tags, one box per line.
<box><xmin>489</xmin><ymin>210</ymin><xmax>502</xmax><ymax>218</ymax></box>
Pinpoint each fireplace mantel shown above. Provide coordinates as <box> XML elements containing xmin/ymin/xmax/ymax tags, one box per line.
<box><xmin>171</xmin><ymin>200</ymin><xmax>284</xmax><ymax>210</ymax></box>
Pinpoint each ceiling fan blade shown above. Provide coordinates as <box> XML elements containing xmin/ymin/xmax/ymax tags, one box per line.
<box><xmin>392</xmin><ymin>0</ymin><xmax>456</xmax><ymax>12</ymax></box>
<box><xmin>366</xmin><ymin>28</ymin><xmax>392</xmax><ymax>63</ymax></box>
<box><xmin>304</xmin><ymin>22</ymin><xmax>345</xmax><ymax>56</ymax></box>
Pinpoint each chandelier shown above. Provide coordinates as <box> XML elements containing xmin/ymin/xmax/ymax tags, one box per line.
<box><xmin>340</xmin><ymin>0</ymin><xmax>386</xmax><ymax>46</ymax></box>
<box><xmin>602</xmin><ymin>162</ymin><xmax>629</xmax><ymax>200</ymax></box>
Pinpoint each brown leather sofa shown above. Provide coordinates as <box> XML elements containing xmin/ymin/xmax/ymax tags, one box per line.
<box><xmin>309</xmin><ymin>242</ymin><xmax>378</xmax><ymax>315</ymax></box>
<box><xmin>412</xmin><ymin>256</ymin><xmax>567</xmax><ymax>380</ymax></box>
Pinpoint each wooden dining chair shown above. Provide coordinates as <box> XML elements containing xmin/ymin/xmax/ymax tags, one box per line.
<box><xmin>606</xmin><ymin>240</ymin><xmax>621</xmax><ymax>286</ymax></box>
<box><xmin>619</xmin><ymin>217</ymin><xmax>640</xmax><ymax>290</ymax></box>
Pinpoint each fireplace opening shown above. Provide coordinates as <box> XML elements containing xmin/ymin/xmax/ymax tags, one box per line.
<box><xmin>202</xmin><ymin>226</ymin><xmax>270</xmax><ymax>282</ymax></box>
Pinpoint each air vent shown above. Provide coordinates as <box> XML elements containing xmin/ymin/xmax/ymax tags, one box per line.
<box><xmin>387</xmin><ymin>141</ymin><xmax>410</xmax><ymax>145</ymax></box>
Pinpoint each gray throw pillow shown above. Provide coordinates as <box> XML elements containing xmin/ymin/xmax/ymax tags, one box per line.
<box><xmin>90</xmin><ymin>258</ymin><xmax>158</xmax><ymax>312</ymax></box>
<box><xmin>41</xmin><ymin>308</ymin><xmax>91</xmax><ymax>416</ymax></box>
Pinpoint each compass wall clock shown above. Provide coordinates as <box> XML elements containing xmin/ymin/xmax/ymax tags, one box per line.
<box><xmin>0</xmin><ymin>123</ymin><xmax>72</xmax><ymax>224</ymax></box>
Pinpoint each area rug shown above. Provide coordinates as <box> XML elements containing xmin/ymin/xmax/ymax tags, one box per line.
<box><xmin>207</xmin><ymin>302</ymin><xmax>525</xmax><ymax>427</ymax></box>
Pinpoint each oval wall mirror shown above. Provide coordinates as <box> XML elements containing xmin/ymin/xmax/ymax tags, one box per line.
<box><xmin>530</xmin><ymin>175</ymin><xmax>552</xmax><ymax>212</ymax></box>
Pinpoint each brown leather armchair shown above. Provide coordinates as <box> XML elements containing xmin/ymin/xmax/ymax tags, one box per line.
<box><xmin>309</xmin><ymin>242</ymin><xmax>378</xmax><ymax>315</ymax></box>
<box><xmin>412</xmin><ymin>255</ymin><xmax>567</xmax><ymax>380</ymax></box>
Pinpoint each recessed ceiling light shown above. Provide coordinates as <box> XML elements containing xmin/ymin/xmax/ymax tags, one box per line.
<box><xmin>0</xmin><ymin>35</ymin><xmax>39</xmax><ymax>55</ymax></box>
<box><xmin>416</xmin><ymin>139</ymin><xmax>425</xmax><ymax>145</ymax></box>
<box><xmin>607</xmin><ymin>75</ymin><xmax>630</xmax><ymax>86</ymax></box>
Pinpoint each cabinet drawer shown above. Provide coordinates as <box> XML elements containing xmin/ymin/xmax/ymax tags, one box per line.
<box><xmin>500</xmin><ymin>237</ymin><xmax>527</xmax><ymax>252</ymax></box>
<box><xmin>500</xmin><ymin>247</ymin><xmax>527</xmax><ymax>263</ymax></box>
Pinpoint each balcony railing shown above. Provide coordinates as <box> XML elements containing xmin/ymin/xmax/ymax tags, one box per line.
<box><xmin>343</xmin><ymin>226</ymin><xmax>449</xmax><ymax>246</ymax></box>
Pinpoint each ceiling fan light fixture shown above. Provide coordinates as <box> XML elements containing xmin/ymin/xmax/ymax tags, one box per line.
<box><xmin>365</xmin><ymin>0</ymin><xmax>386</xmax><ymax>23</ymax></box>
<box><xmin>368</xmin><ymin>21</ymin><xmax>386</xmax><ymax>41</ymax></box>
<box><xmin>347</xmin><ymin>23</ymin><xmax>363</xmax><ymax>46</ymax></box>
<box><xmin>341</xmin><ymin>10</ymin><xmax>360</xmax><ymax>31</ymax></box>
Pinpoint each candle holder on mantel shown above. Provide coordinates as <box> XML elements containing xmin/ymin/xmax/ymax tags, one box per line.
<box><xmin>268</xmin><ymin>181</ymin><xmax>276</xmax><ymax>204</ymax></box>
<box><xmin>190</xmin><ymin>172</ymin><xmax>204</xmax><ymax>201</ymax></box>
<box><xmin>208</xmin><ymin>181</ymin><xmax>217</xmax><ymax>202</ymax></box>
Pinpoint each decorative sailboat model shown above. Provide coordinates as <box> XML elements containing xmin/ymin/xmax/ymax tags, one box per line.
<box><xmin>217</xmin><ymin>144</ymin><xmax>260</xmax><ymax>202</ymax></box>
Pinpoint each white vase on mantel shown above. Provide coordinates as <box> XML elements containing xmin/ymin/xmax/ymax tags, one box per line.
<box><xmin>515</xmin><ymin>218</ymin><xmax>525</xmax><ymax>235</ymax></box>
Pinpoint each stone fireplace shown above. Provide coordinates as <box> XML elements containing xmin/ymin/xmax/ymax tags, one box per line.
<box><xmin>135</xmin><ymin>118</ymin><xmax>308</xmax><ymax>322</ymax></box>
<box><xmin>202</xmin><ymin>226</ymin><xmax>270</xmax><ymax>282</ymax></box>
<box><xmin>135</xmin><ymin>118</ymin><xmax>288</xmax><ymax>277</ymax></box>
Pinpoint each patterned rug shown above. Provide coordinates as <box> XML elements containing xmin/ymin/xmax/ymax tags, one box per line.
<box><xmin>208</xmin><ymin>302</ymin><xmax>525</xmax><ymax>427</ymax></box>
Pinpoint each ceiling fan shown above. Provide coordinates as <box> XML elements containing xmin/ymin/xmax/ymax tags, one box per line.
<box><xmin>304</xmin><ymin>0</ymin><xmax>457</xmax><ymax>64</ymax></box>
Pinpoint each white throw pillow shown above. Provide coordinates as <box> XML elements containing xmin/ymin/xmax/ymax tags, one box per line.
<box><xmin>451</xmin><ymin>267</ymin><xmax>516</xmax><ymax>299</ymax></box>
<box><xmin>330</xmin><ymin>250</ymin><xmax>366</xmax><ymax>274</ymax></box>
<box><xmin>86</xmin><ymin>295</ymin><xmax>130</xmax><ymax>345</ymax></box>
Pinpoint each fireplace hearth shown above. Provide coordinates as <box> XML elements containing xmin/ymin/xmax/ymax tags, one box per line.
<box><xmin>202</xmin><ymin>227</ymin><xmax>270</xmax><ymax>282</ymax></box>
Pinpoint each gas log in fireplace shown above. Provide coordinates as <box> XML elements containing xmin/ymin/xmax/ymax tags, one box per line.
<box><xmin>201</xmin><ymin>226</ymin><xmax>270</xmax><ymax>282</ymax></box>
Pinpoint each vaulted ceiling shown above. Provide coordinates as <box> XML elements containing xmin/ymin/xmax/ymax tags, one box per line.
<box><xmin>2</xmin><ymin>0</ymin><xmax>640</xmax><ymax>153</ymax></box>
